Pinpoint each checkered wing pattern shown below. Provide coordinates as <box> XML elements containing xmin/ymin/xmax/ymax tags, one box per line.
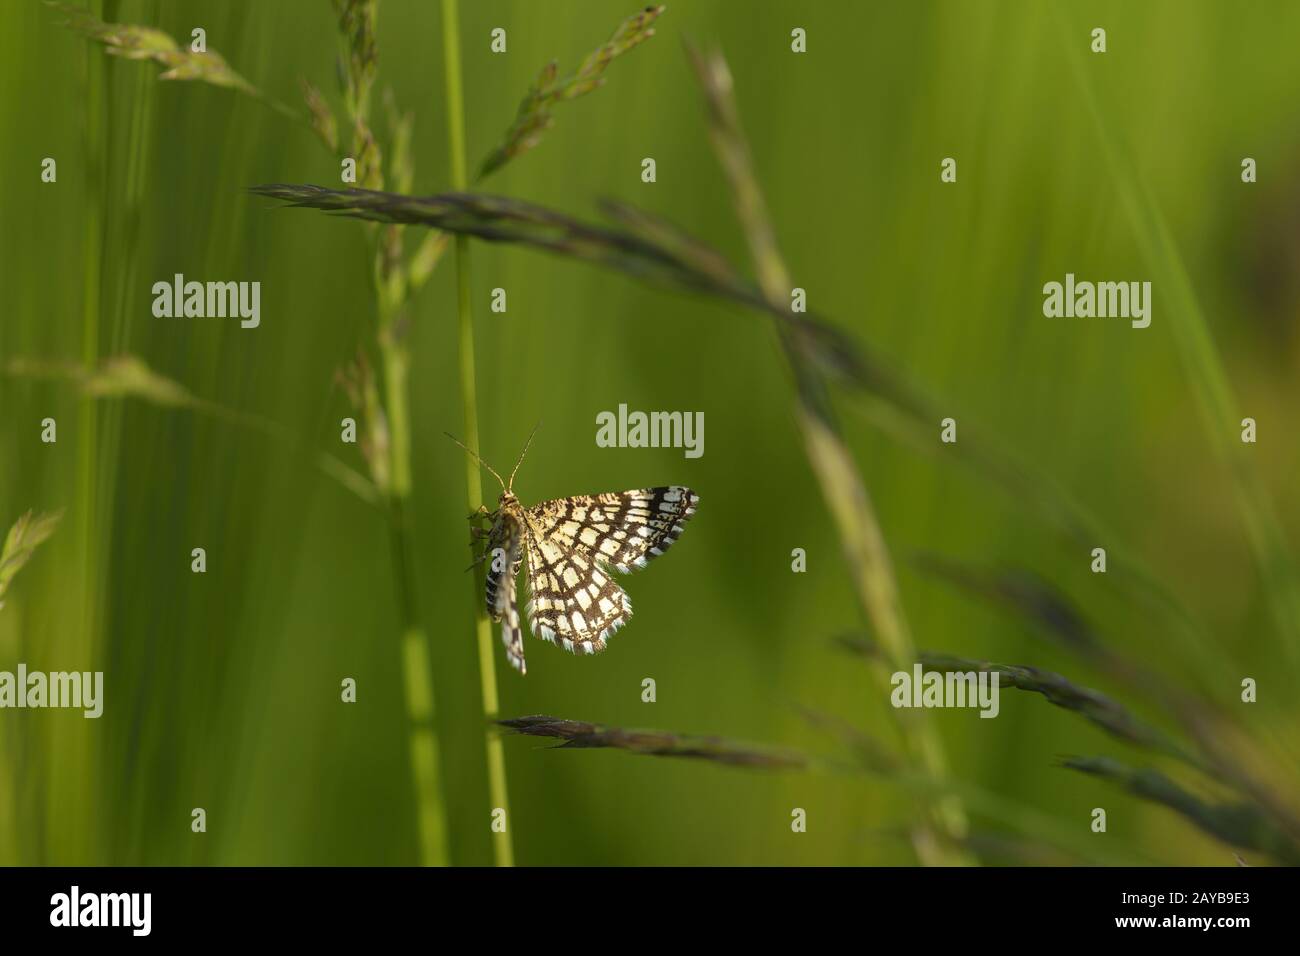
<box><xmin>521</xmin><ymin>486</ymin><xmax>698</xmax><ymax>656</ymax></box>
<box><xmin>484</xmin><ymin>514</ymin><xmax>527</xmax><ymax>674</ymax></box>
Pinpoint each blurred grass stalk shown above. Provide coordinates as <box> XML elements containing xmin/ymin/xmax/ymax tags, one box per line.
<box><xmin>333</xmin><ymin>0</ymin><xmax>450</xmax><ymax>867</ymax></box>
<box><xmin>686</xmin><ymin>43</ymin><xmax>971</xmax><ymax>867</ymax></box>
<box><xmin>1064</xmin><ymin>756</ymin><xmax>1300</xmax><ymax>866</ymax></box>
<box><xmin>60</xmin><ymin>0</ymin><xmax>109</xmax><ymax>866</ymax></box>
<box><xmin>909</xmin><ymin>556</ymin><xmax>1300</xmax><ymax>853</ymax></box>
<box><xmin>501</xmin><ymin>715</ymin><xmax>814</xmax><ymax>770</ymax></box>
<box><xmin>1055</xmin><ymin>6</ymin><xmax>1300</xmax><ymax>670</ymax></box>
<box><xmin>6</xmin><ymin>355</ymin><xmax>379</xmax><ymax>506</ymax></box>
<box><xmin>91</xmin><ymin>1</ymin><xmax>158</xmax><ymax>867</ymax></box>
<box><xmin>441</xmin><ymin>0</ymin><xmax>514</xmax><ymax>869</ymax></box>
<box><xmin>500</xmin><ymin>713</ymin><xmax>1151</xmax><ymax>865</ymax></box>
<box><xmin>832</xmin><ymin>636</ymin><xmax>1300</xmax><ymax>863</ymax></box>
<box><xmin>372</xmin><ymin>182</ymin><xmax>451</xmax><ymax>870</ymax></box>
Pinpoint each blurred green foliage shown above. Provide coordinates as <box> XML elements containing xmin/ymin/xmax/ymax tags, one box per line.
<box><xmin>2</xmin><ymin>0</ymin><xmax>1299</xmax><ymax>865</ymax></box>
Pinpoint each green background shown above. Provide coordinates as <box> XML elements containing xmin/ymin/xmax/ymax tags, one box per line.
<box><xmin>2</xmin><ymin>0</ymin><xmax>1298</xmax><ymax>865</ymax></box>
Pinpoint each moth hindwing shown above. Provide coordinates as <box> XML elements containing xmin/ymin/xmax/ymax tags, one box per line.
<box><xmin>482</xmin><ymin>486</ymin><xmax>699</xmax><ymax>674</ymax></box>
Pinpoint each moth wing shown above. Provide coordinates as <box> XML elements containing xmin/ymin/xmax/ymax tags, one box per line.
<box><xmin>578</xmin><ymin>486</ymin><xmax>700</xmax><ymax>573</ymax></box>
<box><xmin>520</xmin><ymin>487</ymin><xmax>698</xmax><ymax>654</ymax></box>
<box><xmin>484</xmin><ymin>517</ymin><xmax>526</xmax><ymax>674</ymax></box>
<box><xmin>522</xmin><ymin>499</ymin><xmax>631</xmax><ymax>655</ymax></box>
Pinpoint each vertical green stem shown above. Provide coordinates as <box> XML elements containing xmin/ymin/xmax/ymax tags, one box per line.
<box><xmin>99</xmin><ymin>21</ymin><xmax>157</xmax><ymax>865</ymax></box>
<box><xmin>442</xmin><ymin>0</ymin><xmax>515</xmax><ymax>868</ymax></box>
<box><xmin>390</xmin><ymin>497</ymin><xmax>448</xmax><ymax>868</ymax></box>
<box><xmin>78</xmin><ymin>1</ymin><xmax>104</xmax><ymax>649</ymax></box>
<box><xmin>65</xmin><ymin>0</ymin><xmax>106</xmax><ymax>866</ymax></box>
<box><xmin>379</xmin><ymin>291</ymin><xmax>449</xmax><ymax>866</ymax></box>
<box><xmin>332</xmin><ymin>0</ymin><xmax>449</xmax><ymax>867</ymax></box>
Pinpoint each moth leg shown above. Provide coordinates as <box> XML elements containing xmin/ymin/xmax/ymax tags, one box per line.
<box><xmin>463</xmin><ymin>553</ymin><xmax>490</xmax><ymax>573</ymax></box>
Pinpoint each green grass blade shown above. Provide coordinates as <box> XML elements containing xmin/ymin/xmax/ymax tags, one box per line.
<box><xmin>1054</xmin><ymin>5</ymin><xmax>1300</xmax><ymax>668</ymax></box>
<box><xmin>442</xmin><ymin>0</ymin><xmax>514</xmax><ymax>869</ymax></box>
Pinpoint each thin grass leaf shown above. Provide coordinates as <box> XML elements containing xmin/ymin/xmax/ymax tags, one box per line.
<box><xmin>1054</xmin><ymin>6</ymin><xmax>1300</xmax><ymax>667</ymax></box>
<box><xmin>0</xmin><ymin>511</ymin><xmax>64</xmax><ymax>611</ymax></box>
<box><xmin>251</xmin><ymin>184</ymin><xmax>754</xmax><ymax>298</ymax></box>
<box><xmin>598</xmin><ymin>197</ymin><xmax>750</xmax><ymax>294</ymax></box>
<box><xmin>499</xmin><ymin>715</ymin><xmax>811</xmax><ymax>770</ymax></box>
<box><xmin>795</xmin><ymin>705</ymin><xmax>899</xmax><ymax>774</ymax></box>
<box><xmin>5</xmin><ymin>355</ymin><xmax>378</xmax><ymax>506</ymax></box>
<box><xmin>922</xmin><ymin>652</ymin><xmax>1198</xmax><ymax>765</ymax></box>
<box><xmin>847</xmin><ymin>632</ymin><xmax>1300</xmax><ymax>842</ymax></box>
<box><xmin>842</xmin><ymin>607</ymin><xmax>1300</xmax><ymax>844</ymax></box>
<box><xmin>838</xmin><ymin>353</ymin><xmax>1253</xmax><ymax>710</ymax></box>
<box><xmin>833</xmin><ymin>631</ymin><xmax>879</xmax><ymax>659</ymax></box>
<box><xmin>912</xmin><ymin>555</ymin><xmax>1104</xmax><ymax>658</ymax></box>
<box><xmin>48</xmin><ymin>1</ymin><xmax>297</xmax><ymax>120</ymax></box>
<box><xmin>247</xmin><ymin>184</ymin><xmax>868</xmax><ymax>396</ymax></box>
<box><xmin>905</xmin><ymin>551</ymin><xmax>1300</xmax><ymax>821</ymax></box>
<box><xmin>909</xmin><ymin>553</ymin><xmax>1236</xmax><ymax>729</ymax></box>
<box><xmin>478</xmin><ymin>5</ymin><xmax>664</xmax><ymax>179</ymax></box>
<box><xmin>886</xmin><ymin>764</ymin><xmax>1156</xmax><ymax>865</ymax></box>
<box><xmin>837</xmin><ymin>633</ymin><xmax>1197</xmax><ymax>765</ymax></box>
<box><xmin>842</xmin><ymin>627</ymin><xmax>1300</xmax><ymax>852</ymax></box>
<box><xmin>963</xmin><ymin>562</ymin><xmax>1300</xmax><ymax>842</ymax></box>
<box><xmin>1064</xmin><ymin>756</ymin><xmax>1300</xmax><ymax>865</ymax></box>
<box><xmin>500</xmin><ymin>714</ymin><xmax>1148</xmax><ymax>864</ymax></box>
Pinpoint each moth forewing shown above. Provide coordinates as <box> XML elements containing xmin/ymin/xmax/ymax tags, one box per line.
<box><xmin>511</xmin><ymin>486</ymin><xmax>699</xmax><ymax>667</ymax></box>
<box><xmin>483</xmin><ymin>506</ymin><xmax>527</xmax><ymax>673</ymax></box>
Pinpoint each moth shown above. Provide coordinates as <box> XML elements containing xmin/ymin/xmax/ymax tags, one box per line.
<box><xmin>452</xmin><ymin>428</ymin><xmax>698</xmax><ymax>675</ymax></box>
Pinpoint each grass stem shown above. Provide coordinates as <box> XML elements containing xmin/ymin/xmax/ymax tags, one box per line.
<box><xmin>687</xmin><ymin>43</ymin><xmax>972</xmax><ymax>865</ymax></box>
<box><xmin>378</xmin><ymin>295</ymin><xmax>448</xmax><ymax>866</ymax></box>
<box><xmin>442</xmin><ymin>0</ymin><xmax>515</xmax><ymax>868</ymax></box>
<box><xmin>66</xmin><ymin>0</ymin><xmax>108</xmax><ymax>866</ymax></box>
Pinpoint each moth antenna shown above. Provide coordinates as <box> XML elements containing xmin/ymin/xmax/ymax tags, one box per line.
<box><xmin>444</xmin><ymin>433</ymin><xmax>506</xmax><ymax>492</ymax></box>
<box><xmin>507</xmin><ymin>420</ymin><xmax>542</xmax><ymax>492</ymax></box>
